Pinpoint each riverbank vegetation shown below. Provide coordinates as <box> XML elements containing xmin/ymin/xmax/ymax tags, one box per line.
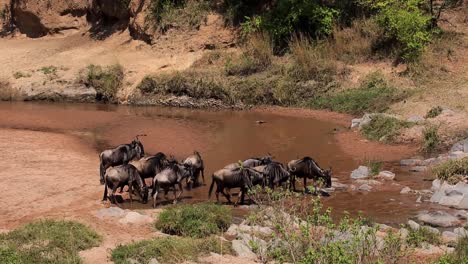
<box><xmin>433</xmin><ymin>157</ymin><xmax>468</xmax><ymax>184</ymax></box>
<box><xmin>0</xmin><ymin>220</ymin><xmax>101</xmax><ymax>263</ymax></box>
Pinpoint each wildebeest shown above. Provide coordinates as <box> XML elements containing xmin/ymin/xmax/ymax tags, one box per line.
<box><xmin>262</xmin><ymin>162</ymin><xmax>291</xmax><ymax>189</ymax></box>
<box><xmin>208</xmin><ymin>167</ymin><xmax>263</xmax><ymax>205</ymax></box>
<box><xmin>183</xmin><ymin>151</ymin><xmax>205</xmax><ymax>188</ymax></box>
<box><xmin>102</xmin><ymin>164</ymin><xmax>149</xmax><ymax>204</ymax></box>
<box><xmin>130</xmin><ymin>152</ymin><xmax>168</xmax><ymax>186</ymax></box>
<box><xmin>287</xmin><ymin>157</ymin><xmax>332</xmax><ymax>194</ymax></box>
<box><xmin>224</xmin><ymin>155</ymin><xmax>273</xmax><ymax>170</ymax></box>
<box><xmin>99</xmin><ymin>137</ymin><xmax>145</xmax><ymax>184</ymax></box>
<box><xmin>151</xmin><ymin>161</ymin><xmax>194</xmax><ymax>208</ymax></box>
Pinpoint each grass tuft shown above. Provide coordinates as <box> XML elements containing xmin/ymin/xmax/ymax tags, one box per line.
<box><xmin>406</xmin><ymin>226</ymin><xmax>441</xmax><ymax>247</ymax></box>
<box><xmin>0</xmin><ymin>220</ymin><xmax>101</xmax><ymax>264</ymax></box>
<box><xmin>83</xmin><ymin>64</ymin><xmax>124</xmax><ymax>103</ymax></box>
<box><xmin>13</xmin><ymin>71</ymin><xmax>31</xmax><ymax>79</ymax></box>
<box><xmin>309</xmin><ymin>72</ymin><xmax>404</xmax><ymax>115</ymax></box>
<box><xmin>422</xmin><ymin>126</ymin><xmax>440</xmax><ymax>153</ymax></box>
<box><xmin>112</xmin><ymin>236</ymin><xmax>232</xmax><ymax>264</ymax></box>
<box><xmin>361</xmin><ymin>115</ymin><xmax>411</xmax><ymax>143</ymax></box>
<box><xmin>432</xmin><ymin>158</ymin><xmax>468</xmax><ymax>184</ymax></box>
<box><xmin>425</xmin><ymin>106</ymin><xmax>443</xmax><ymax>119</ymax></box>
<box><xmin>155</xmin><ymin>203</ymin><xmax>232</xmax><ymax>238</ymax></box>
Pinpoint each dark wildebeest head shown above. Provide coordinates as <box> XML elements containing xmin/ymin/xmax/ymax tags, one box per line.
<box><xmin>131</xmin><ymin>140</ymin><xmax>145</xmax><ymax>159</ymax></box>
<box><xmin>323</xmin><ymin>168</ymin><xmax>333</xmax><ymax>188</ymax></box>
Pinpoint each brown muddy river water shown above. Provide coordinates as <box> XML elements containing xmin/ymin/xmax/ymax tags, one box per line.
<box><xmin>0</xmin><ymin>102</ymin><xmax>447</xmax><ymax>225</ymax></box>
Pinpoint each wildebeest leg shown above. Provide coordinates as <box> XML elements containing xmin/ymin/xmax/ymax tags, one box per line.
<box><xmin>223</xmin><ymin>188</ymin><xmax>232</xmax><ymax>203</ymax></box>
<box><xmin>102</xmin><ymin>182</ymin><xmax>108</xmax><ymax>201</ymax></box>
<box><xmin>201</xmin><ymin>168</ymin><xmax>205</xmax><ymax>183</ymax></box>
<box><xmin>164</xmin><ymin>189</ymin><xmax>169</xmax><ymax>200</ymax></box>
<box><xmin>128</xmin><ymin>181</ymin><xmax>133</xmax><ymax>204</ymax></box>
<box><xmin>174</xmin><ymin>182</ymin><xmax>183</xmax><ymax>204</ymax></box>
<box><xmin>152</xmin><ymin>185</ymin><xmax>160</xmax><ymax>208</ymax></box>
<box><xmin>111</xmin><ymin>185</ymin><xmax>118</xmax><ymax>204</ymax></box>
<box><xmin>304</xmin><ymin>177</ymin><xmax>312</xmax><ymax>194</ymax></box>
<box><xmin>290</xmin><ymin>175</ymin><xmax>297</xmax><ymax>192</ymax></box>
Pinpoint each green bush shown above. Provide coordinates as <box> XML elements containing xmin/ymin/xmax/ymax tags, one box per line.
<box><xmin>406</xmin><ymin>226</ymin><xmax>441</xmax><ymax>247</ymax></box>
<box><xmin>422</xmin><ymin>125</ymin><xmax>440</xmax><ymax>152</ymax></box>
<box><xmin>309</xmin><ymin>72</ymin><xmax>404</xmax><ymax>115</ymax></box>
<box><xmin>85</xmin><ymin>64</ymin><xmax>124</xmax><ymax>103</ymax></box>
<box><xmin>0</xmin><ymin>220</ymin><xmax>101</xmax><ymax>264</ymax></box>
<box><xmin>155</xmin><ymin>203</ymin><xmax>232</xmax><ymax>238</ymax></box>
<box><xmin>112</xmin><ymin>236</ymin><xmax>232</xmax><ymax>264</ymax></box>
<box><xmin>361</xmin><ymin>115</ymin><xmax>411</xmax><ymax>143</ymax></box>
<box><xmin>425</xmin><ymin>106</ymin><xmax>443</xmax><ymax>118</ymax></box>
<box><xmin>432</xmin><ymin>158</ymin><xmax>468</xmax><ymax>184</ymax></box>
<box><xmin>148</xmin><ymin>0</ymin><xmax>210</xmax><ymax>31</ymax></box>
<box><xmin>137</xmin><ymin>72</ymin><xmax>229</xmax><ymax>101</ymax></box>
<box><xmin>368</xmin><ymin>160</ymin><xmax>382</xmax><ymax>177</ymax></box>
<box><xmin>439</xmin><ymin>235</ymin><xmax>468</xmax><ymax>264</ymax></box>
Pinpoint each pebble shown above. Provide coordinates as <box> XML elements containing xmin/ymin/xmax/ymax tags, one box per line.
<box><xmin>400</xmin><ymin>187</ymin><xmax>412</xmax><ymax>194</ymax></box>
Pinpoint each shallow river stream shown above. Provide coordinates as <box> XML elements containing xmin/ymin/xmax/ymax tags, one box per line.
<box><xmin>0</xmin><ymin>102</ymin><xmax>448</xmax><ymax>225</ymax></box>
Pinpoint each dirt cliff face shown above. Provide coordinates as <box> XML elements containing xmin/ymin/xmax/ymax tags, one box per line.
<box><xmin>0</xmin><ymin>0</ymin><xmax>152</xmax><ymax>40</ymax></box>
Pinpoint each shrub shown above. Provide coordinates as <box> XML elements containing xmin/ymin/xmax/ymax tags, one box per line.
<box><xmin>309</xmin><ymin>72</ymin><xmax>404</xmax><ymax>115</ymax></box>
<box><xmin>13</xmin><ymin>71</ymin><xmax>31</xmax><ymax>79</ymax></box>
<box><xmin>112</xmin><ymin>236</ymin><xmax>232</xmax><ymax>264</ymax></box>
<box><xmin>84</xmin><ymin>64</ymin><xmax>124</xmax><ymax>103</ymax></box>
<box><xmin>225</xmin><ymin>33</ymin><xmax>272</xmax><ymax>76</ymax></box>
<box><xmin>406</xmin><ymin>226</ymin><xmax>441</xmax><ymax>247</ymax></box>
<box><xmin>288</xmin><ymin>35</ymin><xmax>337</xmax><ymax>83</ymax></box>
<box><xmin>361</xmin><ymin>115</ymin><xmax>411</xmax><ymax>143</ymax></box>
<box><xmin>432</xmin><ymin>158</ymin><xmax>468</xmax><ymax>184</ymax></box>
<box><xmin>137</xmin><ymin>72</ymin><xmax>229</xmax><ymax>101</ymax></box>
<box><xmin>148</xmin><ymin>0</ymin><xmax>210</xmax><ymax>31</ymax></box>
<box><xmin>0</xmin><ymin>220</ymin><xmax>101</xmax><ymax>264</ymax></box>
<box><xmin>425</xmin><ymin>106</ymin><xmax>443</xmax><ymax>118</ymax></box>
<box><xmin>39</xmin><ymin>66</ymin><xmax>58</xmax><ymax>75</ymax></box>
<box><xmin>422</xmin><ymin>125</ymin><xmax>440</xmax><ymax>152</ymax></box>
<box><xmin>155</xmin><ymin>203</ymin><xmax>232</xmax><ymax>238</ymax></box>
<box><xmin>368</xmin><ymin>160</ymin><xmax>382</xmax><ymax>177</ymax></box>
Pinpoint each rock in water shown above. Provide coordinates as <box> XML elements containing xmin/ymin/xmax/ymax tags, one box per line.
<box><xmin>358</xmin><ymin>184</ymin><xmax>373</xmax><ymax>192</ymax></box>
<box><xmin>377</xmin><ymin>171</ymin><xmax>395</xmax><ymax>180</ymax></box>
<box><xmin>400</xmin><ymin>159</ymin><xmax>423</xmax><ymax>166</ymax></box>
<box><xmin>400</xmin><ymin>187</ymin><xmax>411</xmax><ymax>194</ymax></box>
<box><xmin>417</xmin><ymin>211</ymin><xmax>462</xmax><ymax>227</ymax></box>
<box><xmin>351</xmin><ymin>166</ymin><xmax>369</xmax><ymax>179</ymax></box>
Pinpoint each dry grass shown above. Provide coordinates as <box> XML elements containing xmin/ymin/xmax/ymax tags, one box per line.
<box><xmin>0</xmin><ymin>79</ymin><xmax>21</xmax><ymax>101</ymax></box>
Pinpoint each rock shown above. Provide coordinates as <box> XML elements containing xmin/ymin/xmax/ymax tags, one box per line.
<box><xmin>377</xmin><ymin>171</ymin><xmax>396</xmax><ymax>180</ymax></box>
<box><xmin>407</xmin><ymin>115</ymin><xmax>425</xmax><ymax>123</ymax></box>
<box><xmin>232</xmin><ymin>240</ymin><xmax>257</xmax><ymax>260</ymax></box>
<box><xmin>442</xmin><ymin>231</ymin><xmax>458</xmax><ymax>246</ymax></box>
<box><xmin>423</xmin><ymin>158</ymin><xmax>438</xmax><ymax>166</ymax></box>
<box><xmin>225</xmin><ymin>224</ymin><xmax>239</xmax><ymax>237</ymax></box>
<box><xmin>332</xmin><ymin>182</ymin><xmax>348</xmax><ymax>190</ymax></box>
<box><xmin>351</xmin><ymin>118</ymin><xmax>361</xmax><ymax>128</ymax></box>
<box><xmin>449</xmin><ymin>151</ymin><xmax>468</xmax><ymax>160</ymax></box>
<box><xmin>400</xmin><ymin>159</ymin><xmax>423</xmax><ymax>166</ymax></box>
<box><xmin>454</xmin><ymin>227</ymin><xmax>468</xmax><ymax>237</ymax></box>
<box><xmin>454</xmin><ymin>210</ymin><xmax>468</xmax><ymax>220</ymax></box>
<box><xmin>458</xmin><ymin>195</ymin><xmax>468</xmax><ymax>209</ymax></box>
<box><xmin>355</xmin><ymin>179</ymin><xmax>382</xmax><ymax>185</ymax></box>
<box><xmin>95</xmin><ymin>207</ymin><xmax>126</xmax><ymax>218</ymax></box>
<box><xmin>450</xmin><ymin>138</ymin><xmax>468</xmax><ymax>153</ymax></box>
<box><xmin>454</xmin><ymin>182</ymin><xmax>468</xmax><ymax>195</ymax></box>
<box><xmin>399</xmin><ymin>228</ymin><xmax>409</xmax><ymax>240</ymax></box>
<box><xmin>416</xmin><ymin>196</ymin><xmax>422</xmax><ymax>203</ymax></box>
<box><xmin>432</xmin><ymin>179</ymin><xmax>442</xmax><ymax>191</ymax></box>
<box><xmin>423</xmin><ymin>226</ymin><xmax>440</xmax><ymax>235</ymax></box>
<box><xmin>358</xmin><ymin>184</ymin><xmax>373</xmax><ymax>192</ymax></box>
<box><xmin>378</xmin><ymin>224</ymin><xmax>392</xmax><ymax>231</ymax></box>
<box><xmin>148</xmin><ymin>258</ymin><xmax>160</xmax><ymax>264</ymax></box>
<box><xmin>119</xmin><ymin>212</ymin><xmax>153</xmax><ymax>225</ymax></box>
<box><xmin>441</xmin><ymin>108</ymin><xmax>456</xmax><ymax>116</ymax></box>
<box><xmin>410</xmin><ymin>166</ymin><xmax>427</xmax><ymax>172</ymax></box>
<box><xmin>439</xmin><ymin>193</ymin><xmax>463</xmax><ymax>207</ymax></box>
<box><xmin>430</xmin><ymin>181</ymin><xmax>455</xmax><ymax>203</ymax></box>
<box><xmin>400</xmin><ymin>187</ymin><xmax>412</xmax><ymax>194</ymax></box>
<box><xmin>351</xmin><ymin>166</ymin><xmax>369</xmax><ymax>179</ymax></box>
<box><xmin>408</xmin><ymin>220</ymin><xmax>420</xmax><ymax>230</ymax></box>
<box><xmin>417</xmin><ymin>211</ymin><xmax>463</xmax><ymax>227</ymax></box>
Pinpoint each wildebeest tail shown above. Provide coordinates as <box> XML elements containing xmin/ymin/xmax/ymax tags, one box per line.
<box><xmin>99</xmin><ymin>152</ymin><xmax>105</xmax><ymax>185</ymax></box>
<box><xmin>208</xmin><ymin>176</ymin><xmax>215</xmax><ymax>199</ymax></box>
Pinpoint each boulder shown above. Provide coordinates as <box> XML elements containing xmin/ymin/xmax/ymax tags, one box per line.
<box><xmin>377</xmin><ymin>171</ymin><xmax>395</xmax><ymax>180</ymax></box>
<box><xmin>225</xmin><ymin>224</ymin><xmax>239</xmax><ymax>238</ymax></box>
<box><xmin>95</xmin><ymin>207</ymin><xmax>126</xmax><ymax>218</ymax></box>
<box><xmin>400</xmin><ymin>159</ymin><xmax>423</xmax><ymax>166</ymax></box>
<box><xmin>454</xmin><ymin>182</ymin><xmax>468</xmax><ymax>195</ymax></box>
<box><xmin>417</xmin><ymin>211</ymin><xmax>463</xmax><ymax>227</ymax></box>
<box><xmin>450</xmin><ymin>138</ymin><xmax>468</xmax><ymax>153</ymax></box>
<box><xmin>407</xmin><ymin>115</ymin><xmax>424</xmax><ymax>123</ymax></box>
<box><xmin>119</xmin><ymin>212</ymin><xmax>153</xmax><ymax>224</ymax></box>
<box><xmin>439</xmin><ymin>193</ymin><xmax>463</xmax><ymax>207</ymax></box>
<box><xmin>442</xmin><ymin>231</ymin><xmax>458</xmax><ymax>246</ymax></box>
<box><xmin>422</xmin><ymin>226</ymin><xmax>440</xmax><ymax>235</ymax></box>
<box><xmin>454</xmin><ymin>227</ymin><xmax>468</xmax><ymax>237</ymax></box>
<box><xmin>431</xmin><ymin>179</ymin><xmax>442</xmax><ymax>191</ymax></box>
<box><xmin>351</xmin><ymin>166</ymin><xmax>369</xmax><ymax>179</ymax></box>
<box><xmin>358</xmin><ymin>184</ymin><xmax>372</xmax><ymax>192</ymax></box>
<box><xmin>232</xmin><ymin>240</ymin><xmax>257</xmax><ymax>260</ymax></box>
<box><xmin>458</xmin><ymin>195</ymin><xmax>468</xmax><ymax>209</ymax></box>
<box><xmin>351</xmin><ymin>118</ymin><xmax>361</xmax><ymax>128</ymax></box>
<box><xmin>407</xmin><ymin>220</ymin><xmax>420</xmax><ymax>230</ymax></box>
<box><xmin>400</xmin><ymin>187</ymin><xmax>412</xmax><ymax>194</ymax></box>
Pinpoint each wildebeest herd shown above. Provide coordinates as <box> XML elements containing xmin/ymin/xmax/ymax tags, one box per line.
<box><xmin>100</xmin><ymin>136</ymin><xmax>333</xmax><ymax>207</ymax></box>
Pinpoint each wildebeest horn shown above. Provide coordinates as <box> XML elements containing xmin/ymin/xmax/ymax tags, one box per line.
<box><xmin>134</xmin><ymin>134</ymin><xmax>147</xmax><ymax>141</ymax></box>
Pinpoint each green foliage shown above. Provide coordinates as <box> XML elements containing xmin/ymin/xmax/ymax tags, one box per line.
<box><xmin>85</xmin><ymin>64</ymin><xmax>124</xmax><ymax>103</ymax></box>
<box><xmin>379</xmin><ymin>230</ymin><xmax>405</xmax><ymax>263</ymax></box>
<box><xmin>425</xmin><ymin>106</ymin><xmax>443</xmax><ymax>118</ymax></box>
<box><xmin>422</xmin><ymin>125</ymin><xmax>440</xmax><ymax>152</ymax></box>
<box><xmin>13</xmin><ymin>71</ymin><xmax>31</xmax><ymax>79</ymax></box>
<box><xmin>432</xmin><ymin>157</ymin><xmax>468</xmax><ymax>184</ymax></box>
<box><xmin>155</xmin><ymin>203</ymin><xmax>232</xmax><ymax>238</ymax></box>
<box><xmin>262</xmin><ymin>0</ymin><xmax>338</xmax><ymax>48</ymax></box>
<box><xmin>137</xmin><ymin>72</ymin><xmax>229</xmax><ymax>101</ymax></box>
<box><xmin>39</xmin><ymin>66</ymin><xmax>58</xmax><ymax>75</ymax></box>
<box><xmin>310</xmin><ymin>72</ymin><xmax>404</xmax><ymax>115</ymax></box>
<box><xmin>148</xmin><ymin>0</ymin><xmax>210</xmax><ymax>31</ymax></box>
<box><xmin>0</xmin><ymin>220</ymin><xmax>101</xmax><ymax>264</ymax></box>
<box><xmin>112</xmin><ymin>236</ymin><xmax>232</xmax><ymax>264</ymax></box>
<box><xmin>361</xmin><ymin>115</ymin><xmax>411</xmax><ymax>143</ymax></box>
<box><xmin>406</xmin><ymin>226</ymin><xmax>441</xmax><ymax>247</ymax></box>
<box><xmin>362</xmin><ymin>0</ymin><xmax>433</xmax><ymax>61</ymax></box>
<box><xmin>368</xmin><ymin>160</ymin><xmax>382</xmax><ymax>177</ymax></box>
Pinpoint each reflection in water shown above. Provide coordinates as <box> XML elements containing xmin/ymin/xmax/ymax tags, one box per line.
<box><xmin>0</xmin><ymin>102</ymin><xmax>443</xmax><ymax>224</ymax></box>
